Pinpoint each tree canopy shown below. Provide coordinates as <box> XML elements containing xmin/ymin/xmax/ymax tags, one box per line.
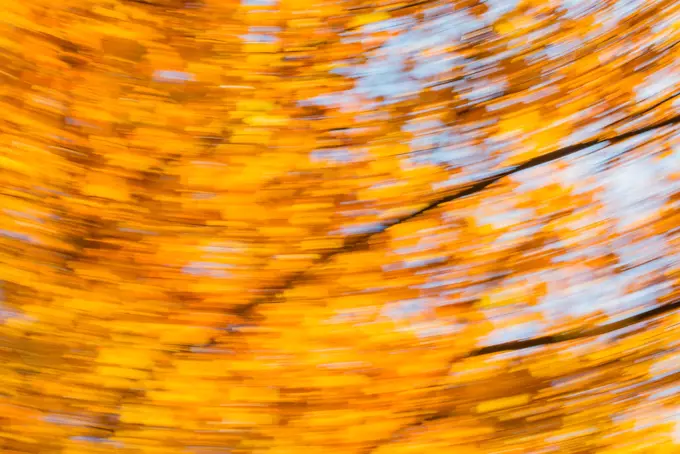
<box><xmin>1</xmin><ymin>0</ymin><xmax>679</xmax><ymax>453</ymax></box>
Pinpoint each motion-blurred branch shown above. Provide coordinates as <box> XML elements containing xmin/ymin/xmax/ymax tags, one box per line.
<box><xmin>361</xmin><ymin>296</ymin><xmax>680</xmax><ymax>454</ymax></box>
<box><xmin>236</xmin><ymin>106</ymin><xmax>680</xmax><ymax>319</ymax></box>
<box><xmin>469</xmin><ymin>297</ymin><xmax>680</xmax><ymax>357</ymax></box>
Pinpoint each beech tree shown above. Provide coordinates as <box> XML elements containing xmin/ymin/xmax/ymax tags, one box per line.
<box><xmin>0</xmin><ymin>0</ymin><xmax>679</xmax><ymax>453</ymax></box>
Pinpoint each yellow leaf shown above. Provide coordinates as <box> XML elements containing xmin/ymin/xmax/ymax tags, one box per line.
<box><xmin>237</xmin><ymin>100</ymin><xmax>276</xmax><ymax>112</ymax></box>
<box><xmin>494</xmin><ymin>16</ymin><xmax>533</xmax><ymax>35</ymax></box>
<box><xmin>97</xmin><ymin>366</ymin><xmax>149</xmax><ymax>380</ymax></box>
<box><xmin>498</xmin><ymin>110</ymin><xmax>540</xmax><ymax>136</ymax></box>
<box><xmin>230</xmin><ymin>134</ymin><xmax>271</xmax><ymax>145</ymax></box>
<box><xmin>186</xmin><ymin>63</ymin><xmax>222</xmax><ymax>83</ymax></box>
<box><xmin>82</xmin><ymin>174</ymin><xmax>130</xmax><ymax>201</ymax></box>
<box><xmin>96</xmin><ymin>348</ymin><xmax>155</xmax><ymax>369</ymax></box>
<box><xmin>0</xmin><ymin>155</ymin><xmax>38</xmax><ymax>176</ymax></box>
<box><xmin>120</xmin><ymin>405</ymin><xmax>176</xmax><ymax>426</ymax></box>
<box><xmin>243</xmin><ymin>115</ymin><xmax>290</xmax><ymax>127</ymax></box>
<box><xmin>348</xmin><ymin>11</ymin><xmax>390</xmax><ymax>28</ymax></box>
<box><xmin>174</xmin><ymin>359</ymin><xmax>233</xmax><ymax>378</ymax></box>
<box><xmin>92</xmin><ymin>5</ymin><xmax>128</xmax><ymax>20</ymax></box>
<box><xmin>504</xmin><ymin>147</ymin><xmax>543</xmax><ymax>167</ymax></box>
<box><xmin>0</xmin><ymin>432</ymin><xmax>38</xmax><ymax>444</ymax></box>
<box><xmin>159</xmin><ymin>326</ymin><xmax>214</xmax><ymax>345</ymax></box>
<box><xmin>243</xmin><ymin>42</ymin><xmax>281</xmax><ymax>53</ymax></box>
<box><xmin>300</xmin><ymin>238</ymin><xmax>344</xmax><ymax>251</ymax></box>
<box><xmin>476</xmin><ymin>394</ymin><xmax>530</xmax><ymax>413</ymax></box>
<box><xmin>229</xmin><ymin>386</ymin><xmax>279</xmax><ymax>402</ymax></box>
<box><xmin>280</xmin><ymin>0</ymin><xmax>315</xmax><ymax>10</ymax></box>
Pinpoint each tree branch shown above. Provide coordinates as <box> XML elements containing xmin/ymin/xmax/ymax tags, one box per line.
<box><xmin>608</xmin><ymin>90</ymin><xmax>680</xmax><ymax>128</ymax></box>
<box><xmin>235</xmin><ymin>109</ymin><xmax>680</xmax><ymax>319</ymax></box>
<box><xmin>361</xmin><ymin>296</ymin><xmax>680</xmax><ymax>454</ymax></box>
<box><xmin>470</xmin><ymin>297</ymin><xmax>680</xmax><ymax>357</ymax></box>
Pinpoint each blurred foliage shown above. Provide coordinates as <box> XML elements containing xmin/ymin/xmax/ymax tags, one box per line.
<box><xmin>0</xmin><ymin>0</ymin><xmax>680</xmax><ymax>453</ymax></box>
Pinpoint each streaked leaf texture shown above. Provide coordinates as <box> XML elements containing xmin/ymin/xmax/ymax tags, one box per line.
<box><xmin>0</xmin><ymin>0</ymin><xmax>679</xmax><ymax>453</ymax></box>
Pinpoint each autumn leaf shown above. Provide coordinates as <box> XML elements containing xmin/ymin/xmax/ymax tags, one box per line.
<box><xmin>476</xmin><ymin>394</ymin><xmax>531</xmax><ymax>413</ymax></box>
<box><xmin>348</xmin><ymin>11</ymin><xmax>391</xmax><ymax>29</ymax></box>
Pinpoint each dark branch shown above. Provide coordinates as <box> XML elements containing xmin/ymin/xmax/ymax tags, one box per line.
<box><xmin>608</xmin><ymin>90</ymin><xmax>680</xmax><ymax>128</ymax></box>
<box><xmin>389</xmin><ymin>0</ymin><xmax>440</xmax><ymax>12</ymax></box>
<box><xmin>361</xmin><ymin>297</ymin><xmax>680</xmax><ymax>454</ymax></box>
<box><xmin>470</xmin><ymin>297</ymin><xmax>680</xmax><ymax>357</ymax></box>
<box><xmin>235</xmin><ymin>110</ymin><xmax>680</xmax><ymax>319</ymax></box>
